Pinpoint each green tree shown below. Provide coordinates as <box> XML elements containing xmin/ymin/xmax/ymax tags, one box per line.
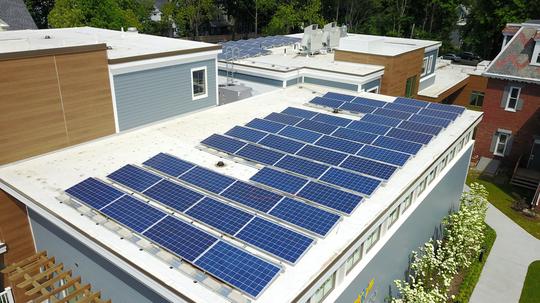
<box><xmin>25</xmin><ymin>0</ymin><xmax>55</xmax><ymax>28</ymax></box>
<box><xmin>263</xmin><ymin>0</ymin><xmax>325</xmax><ymax>35</ymax></box>
<box><xmin>181</xmin><ymin>0</ymin><xmax>216</xmax><ymax>38</ymax></box>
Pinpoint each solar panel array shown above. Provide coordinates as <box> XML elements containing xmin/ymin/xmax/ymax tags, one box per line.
<box><xmin>218</xmin><ymin>36</ymin><xmax>301</xmax><ymax>60</ymax></box>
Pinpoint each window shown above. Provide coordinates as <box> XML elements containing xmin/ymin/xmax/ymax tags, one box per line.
<box><xmin>494</xmin><ymin>133</ymin><xmax>510</xmax><ymax>156</ymax></box>
<box><xmin>191</xmin><ymin>67</ymin><xmax>208</xmax><ymax>100</ymax></box>
<box><xmin>505</xmin><ymin>87</ymin><xmax>521</xmax><ymax>111</ymax></box>
<box><xmin>401</xmin><ymin>194</ymin><xmax>413</xmax><ymax>213</ymax></box>
<box><xmin>421</xmin><ymin>57</ymin><xmax>429</xmax><ymax>76</ymax></box>
<box><xmin>417</xmin><ymin>178</ymin><xmax>427</xmax><ymax>196</ymax></box>
<box><xmin>405</xmin><ymin>76</ymin><xmax>416</xmax><ymax>97</ymax></box>
<box><xmin>310</xmin><ymin>273</ymin><xmax>335</xmax><ymax>303</ymax></box>
<box><xmin>537</xmin><ymin>52</ymin><xmax>540</xmax><ymax>64</ymax></box>
<box><xmin>364</xmin><ymin>226</ymin><xmax>380</xmax><ymax>252</ymax></box>
<box><xmin>469</xmin><ymin>91</ymin><xmax>484</xmax><ymax>107</ymax></box>
<box><xmin>387</xmin><ymin>207</ymin><xmax>399</xmax><ymax>228</ymax></box>
<box><xmin>427</xmin><ymin>169</ymin><xmax>436</xmax><ymax>184</ymax></box>
<box><xmin>345</xmin><ymin>244</ymin><xmax>363</xmax><ymax>274</ymax></box>
<box><xmin>366</xmin><ymin>86</ymin><xmax>379</xmax><ymax>93</ymax></box>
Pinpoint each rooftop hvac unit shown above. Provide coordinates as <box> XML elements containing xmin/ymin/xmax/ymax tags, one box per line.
<box><xmin>300</xmin><ymin>24</ymin><xmax>324</xmax><ymax>55</ymax></box>
<box><xmin>322</xmin><ymin>22</ymin><xmax>341</xmax><ymax>49</ymax></box>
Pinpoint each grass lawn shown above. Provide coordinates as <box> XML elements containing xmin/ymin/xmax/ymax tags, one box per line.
<box><xmin>519</xmin><ymin>260</ymin><xmax>540</xmax><ymax>303</ymax></box>
<box><xmin>466</xmin><ymin>171</ymin><xmax>540</xmax><ymax>240</ymax></box>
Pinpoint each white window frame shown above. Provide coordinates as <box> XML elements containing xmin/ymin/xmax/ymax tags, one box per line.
<box><xmin>494</xmin><ymin>132</ymin><xmax>510</xmax><ymax>156</ymax></box>
<box><xmin>364</xmin><ymin>226</ymin><xmax>380</xmax><ymax>253</ymax></box>
<box><xmin>366</xmin><ymin>86</ymin><xmax>379</xmax><ymax>93</ymax></box>
<box><xmin>505</xmin><ymin>86</ymin><xmax>521</xmax><ymax>112</ymax></box>
<box><xmin>421</xmin><ymin>57</ymin><xmax>429</xmax><ymax>76</ymax></box>
<box><xmin>191</xmin><ymin>66</ymin><xmax>208</xmax><ymax>100</ymax></box>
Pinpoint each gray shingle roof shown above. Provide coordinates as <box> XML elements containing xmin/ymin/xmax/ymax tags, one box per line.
<box><xmin>0</xmin><ymin>0</ymin><xmax>37</xmax><ymax>30</ymax></box>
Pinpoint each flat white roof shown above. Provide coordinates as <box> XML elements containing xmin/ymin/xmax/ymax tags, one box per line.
<box><xmin>0</xmin><ymin>84</ymin><xmax>481</xmax><ymax>303</ymax></box>
<box><xmin>0</xmin><ymin>27</ymin><xmax>217</xmax><ymax>60</ymax></box>
<box><xmin>335</xmin><ymin>33</ymin><xmax>440</xmax><ymax>56</ymax></box>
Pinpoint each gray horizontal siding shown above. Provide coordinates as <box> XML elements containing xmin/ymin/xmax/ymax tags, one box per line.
<box><xmin>114</xmin><ymin>59</ymin><xmax>216</xmax><ymax>131</ymax></box>
<box><xmin>303</xmin><ymin>77</ymin><xmax>358</xmax><ymax>91</ymax></box>
<box><xmin>218</xmin><ymin>70</ymin><xmax>283</xmax><ymax>87</ymax></box>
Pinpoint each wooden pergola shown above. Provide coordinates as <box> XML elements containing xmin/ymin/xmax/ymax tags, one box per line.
<box><xmin>1</xmin><ymin>251</ymin><xmax>110</xmax><ymax>303</ymax></box>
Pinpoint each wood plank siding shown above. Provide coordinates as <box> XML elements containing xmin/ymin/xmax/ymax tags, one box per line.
<box><xmin>0</xmin><ymin>49</ymin><xmax>115</xmax><ymax>164</ymax></box>
<box><xmin>452</xmin><ymin>74</ymin><xmax>488</xmax><ymax>106</ymax></box>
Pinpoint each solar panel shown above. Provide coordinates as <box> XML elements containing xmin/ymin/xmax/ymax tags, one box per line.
<box><xmin>297</xmin><ymin>182</ymin><xmax>363</xmax><ymax>214</ymax></box>
<box><xmin>323</xmin><ymin>92</ymin><xmax>356</xmax><ymax>102</ymax></box>
<box><xmin>107</xmin><ymin>164</ymin><xmax>162</xmax><ymax>192</ymax></box>
<box><xmin>372</xmin><ymin>136</ymin><xmax>422</xmax><ymax>155</ymax></box>
<box><xmin>357</xmin><ymin>145</ymin><xmax>410</xmax><ymax>166</ymax></box>
<box><xmin>236</xmin><ymin>144</ymin><xmax>285</xmax><ymax>165</ymax></box>
<box><xmin>101</xmin><ymin>195</ymin><xmax>166</xmax><ymax>233</ymax></box>
<box><xmin>143</xmin><ymin>153</ymin><xmax>195</xmax><ymax>178</ymax></box>
<box><xmin>250</xmin><ymin>167</ymin><xmax>307</xmax><ymax>194</ymax></box>
<box><xmin>236</xmin><ymin>217</ymin><xmax>313</xmax><ymax>263</ymax></box>
<box><xmin>351</xmin><ymin>97</ymin><xmax>387</xmax><ymax>107</ymax></box>
<box><xmin>221</xmin><ymin>181</ymin><xmax>282</xmax><ymax>212</ymax></box>
<box><xmin>418</xmin><ymin>108</ymin><xmax>459</xmax><ymax>121</ymax></box>
<box><xmin>373</xmin><ymin>108</ymin><xmax>412</xmax><ymax>120</ymax></box>
<box><xmin>361</xmin><ymin>114</ymin><xmax>402</xmax><ymax>127</ymax></box>
<box><xmin>426</xmin><ymin>102</ymin><xmax>465</xmax><ymax>114</ymax></box>
<box><xmin>225</xmin><ymin>126</ymin><xmax>267</xmax><ymax>143</ymax></box>
<box><xmin>320</xmin><ymin>168</ymin><xmax>381</xmax><ymax>196</ymax></box>
<box><xmin>386</xmin><ymin>128</ymin><xmax>433</xmax><ymax>145</ymax></box>
<box><xmin>332</xmin><ymin>128</ymin><xmax>378</xmax><ymax>144</ymax></box>
<box><xmin>194</xmin><ymin>241</ymin><xmax>280</xmax><ymax>298</ymax></box>
<box><xmin>340</xmin><ymin>156</ymin><xmax>397</xmax><ymax>180</ymax></box>
<box><xmin>274</xmin><ymin>155</ymin><xmax>329</xmax><ymax>179</ymax></box>
<box><xmin>278</xmin><ymin>126</ymin><xmax>322</xmax><ymax>143</ymax></box>
<box><xmin>245</xmin><ymin>118</ymin><xmax>286</xmax><ymax>133</ymax></box>
<box><xmin>296</xmin><ymin>145</ymin><xmax>348</xmax><ymax>166</ymax></box>
<box><xmin>264</xmin><ymin>112</ymin><xmax>302</xmax><ymax>125</ymax></box>
<box><xmin>281</xmin><ymin>107</ymin><xmax>318</xmax><ymax>119</ymax></box>
<box><xmin>310</xmin><ymin>97</ymin><xmax>344</xmax><ymax>109</ymax></box>
<box><xmin>202</xmin><ymin>134</ymin><xmax>246</xmax><ymax>153</ymax></box>
<box><xmin>295</xmin><ymin>119</ymin><xmax>338</xmax><ymax>135</ymax></box>
<box><xmin>312</xmin><ymin>113</ymin><xmax>352</xmax><ymax>127</ymax></box>
<box><xmin>179</xmin><ymin>166</ymin><xmax>236</xmax><ymax>193</ymax></box>
<box><xmin>398</xmin><ymin>120</ymin><xmax>442</xmax><ymax>135</ymax></box>
<box><xmin>258</xmin><ymin>134</ymin><xmax>305</xmax><ymax>154</ymax></box>
<box><xmin>409</xmin><ymin>114</ymin><xmax>451</xmax><ymax>128</ymax></box>
<box><xmin>143</xmin><ymin>180</ymin><xmax>204</xmax><ymax>212</ymax></box>
<box><xmin>65</xmin><ymin>178</ymin><xmax>124</xmax><ymax>210</ymax></box>
<box><xmin>339</xmin><ymin>102</ymin><xmax>376</xmax><ymax>114</ymax></box>
<box><xmin>186</xmin><ymin>197</ymin><xmax>253</xmax><ymax>235</ymax></box>
<box><xmin>269</xmin><ymin>198</ymin><xmax>340</xmax><ymax>237</ymax></box>
<box><xmin>384</xmin><ymin>102</ymin><xmax>421</xmax><ymax>114</ymax></box>
<box><xmin>314</xmin><ymin>135</ymin><xmax>364</xmax><ymax>154</ymax></box>
<box><xmin>394</xmin><ymin>97</ymin><xmax>428</xmax><ymax>108</ymax></box>
<box><xmin>347</xmin><ymin>120</ymin><xmax>390</xmax><ymax>136</ymax></box>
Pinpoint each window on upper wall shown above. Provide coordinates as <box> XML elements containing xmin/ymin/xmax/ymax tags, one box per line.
<box><xmin>310</xmin><ymin>273</ymin><xmax>335</xmax><ymax>303</ymax></box>
<box><xmin>493</xmin><ymin>132</ymin><xmax>511</xmax><ymax>156</ymax></box>
<box><xmin>364</xmin><ymin>226</ymin><xmax>381</xmax><ymax>252</ymax></box>
<box><xmin>366</xmin><ymin>86</ymin><xmax>379</xmax><ymax>93</ymax></box>
<box><xmin>421</xmin><ymin>57</ymin><xmax>429</xmax><ymax>76</ymax></box>
<box><xmin>505</xmin><ymin>87</ymin><xmax>521</xmax><ymax>111</ymax></box>
<box><xmin>401</xmin><ymin>193</ymin><xmax>413</xmax><ymax>213</ymax></box>
<box><xmin>537</xmin><ymin>52</ymin><xmax>540</xmax><ymax>64</ymax></box>
<box><xmin>405</xmin><ymin>76</ymin><xmax>416</xmax><ymax>97</ymax></box>
<box><xmin>345</xmin><ymin>244</ymin><xmax>363</xmax><ymax>274</ymax></box>
<box><xmin>469</xmin><ymin>91</ymin><xmax>484</xmax><ymax>107</ymax></box>
<box><xmin>191</xmin><ymin>67</ymin><xmax>208</xmax><ymax>100</ymax></box>
<box><xmin>387</xmin><ymin>207</ymin><xmax>400</xmax><ymax>228</ymax></box>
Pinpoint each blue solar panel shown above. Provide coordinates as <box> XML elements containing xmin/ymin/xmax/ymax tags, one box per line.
<box><xmin>347</xmin><ymin>120</ymin><xmax>390</xmax><ymax>136</ymax></box>
<box><xmin>264</xmin><ymin>112</ymin><xmax>302</xmax><ymax>125</ymax></box>
<box><xmin>296</xmin><ymin>145</ymin><xmax>347</xmax><ymax>166</ymax></box>
<box><xmin>250</xmin><ymin>168</ymin><xmax>307</xmax><ymax>194</ymax></box>
<box><xmin>236</xmin><ymin>217</ymin><xmax>313</xmax><ymax>263</ymax></box>
<box><xmin>202</xmin><ymin>134</ymin><xmax>246</xmax><ymax>153</ymax></box>
<box><xmin>398</xmin><ymin>120</ymin><xmax>442</xmax><ymax>135</ymax></box>
<box><xmin>281</xmin><ymin>107</ymin><xmax>318</xmax><ymax>119</ymax></box>
<box><xmin>339</xmin><ymin>102</ymin><xmax>376</xmax><ymax>114</ymax></box>
<box><xmin>225</xmin><ymin>126</ymin><xmax>267</xmax><ymax>143</ymax></box>
<box><xmin>323</xmin><ymin>92</ymin><xmax>356</xmax><ymax>102</ymax></box>
<box><xmin>236</xmin><ymin>144</ymin><xmax>285</xmax><ymax>165</ymax></box>
<box><xmin>314</xmin><ymin>135</ymin><xmax>364</xmax><ymax>154</ymax></box>
<box><xmin>179</xmin><ymin>166</ymin><xmax>236</xmax><ymax>193</ymax></box>
<box><xmin>278</xmin><ymin>126</ymin><xmax>322</xmax><ymax>143</ymax></box>
<box><xmin>340</xmin><ymin>156</ymin><xmax>397</xmax><ymax>180</ymax></box>
<box><xmin>245</xmin><ymin>118</ymin><xmax>286</xmax><ymax>133</ymax></box>
<box><xmin>143</xmin><ymin>153</ymin><xmax>195</xmax><ymax>178</ymax></box>
<box><xmin>194</xmin><ymin>241</ymin><xmax>280</xmax><ymax>298</ymax></box>
<box><xmin>310</xmin><ymin>97</ymin><xmax>344</xmax><ymax>109</ymax></box>
<box><xmin>384</xmin><ymin>102</ymin><xmax>421</xmax><ymax>114</ymax></box>
<box><xmin>297</xmin><ymin>182</ymin><xmax>363</xmax><ymax>214</ymax></box>
<box><xmin>143</xmin><ymin>179</ymin><xmax>204</xmax><ymax>212</ymax></box>
<box><xmin>386</xmin><ymin>128</ymin><xmax>433</xmax><ymax>145</ymax></box>
<box><xmin>357</xmin><ymin>145</ymin><xmax>410</xmax><ymax>166</ymax></box>
<box><xmin>274</xmin><ymin>155</ymin><xmax>329</xmax><ymax>179</ymax></box>
<box><xmin>269</xmin><ymin>198</ymin><xmax>339</xmax><ymax>236</ymax></box>
<box><xmin>361</xmin><ymin>114</ymin><xmax>402</xmax><ymax>127</ymax></box>
<box><xmin>332</xmin><ymin>128</ymin><xmax>378</xmax><ymax>144</ymax></box>
<box><xmin>351</xmin><ymin>97</ymin><xmax>387</xmax><ymax>107</ymax></box>
<box><xmin>394</xmin><ymin>97</ymin><xmax>428</xmax><ymax>108</ymax></box>
<box><xmin>145</xmin><ymin>216</ymin><xmax>217</xmax><ymax>262</ymax></box>
<box><xmin>372</xmin><ymin>136</ymin><xmax>422</xmax><ymax>155</ymax></box>
<box><xmin>320</xmin><ymin>168</ymin><xmax>381</xmax><ymax>196</ymax></box>
<box><xmin>418</xmin><ymin>108</ymin><xmax>459</xmax><ymax>121</ymax></box>
<box><xmin>296</xmin><ymin>119</ymin><xmax>338</xmax><ymax>135</ymax></box>
<box><xmin>258</xmin><ymin>134</ymin><xmax>305</xmax><ymax>154</ymax></box>
<box><xmin>427</xmin><ymin>102</ymin><xmax>465</xmax><ymax>114</ymax></box>
<box><xmin>409</xmin><ymin>114</ymin><xmax>451</xmax><ymax>128</ymax></box>
<box><xmin>373</xmin><ymin>108</ymin><xmax>412</xmax><ymax>120</ymax></box>
<box><xmin>108</xmin><ymin>164</ymin><xmax>162</xmax><ymax>192</ymax></box>
<box><xmin>186</xmin><ymin>197</ymin><xmax>253</xmax><ymax>235</ymax></box>
<box><xmin>221</xmin><ymin>181</ymin><xmax>282</xmax><ymax>212</ymax></box>
<box><xmin>312</xmin><ymin>113</ymin><xmax>352</xmax><ymax>127</ymax></box>
<box><xmin>65</xmin><ymin>178</ymin><xmax>124</xmax><ymax>210</ymax></box>
<box><xmin>101</xmin><ymin>195</ymin><xmax>166</xmax><ymax>233</ymax></box>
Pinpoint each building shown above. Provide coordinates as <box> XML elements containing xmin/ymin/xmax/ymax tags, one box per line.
<box><xmin>0</xmin><ymin>0</ymin><xmax>37</xmax><ymax>31</ymax></box>
<box><xmin>0</xmin><ymin>27</ymin><xmax>220</xmax><ymax>164</ymax></box>
<box><xmin>0</xmin><ymin>83</ymin><xmax>481</xmax><ymax>303</ymax></box>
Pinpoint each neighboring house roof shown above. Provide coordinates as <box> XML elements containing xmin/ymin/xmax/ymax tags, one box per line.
<box><xmin>154</xmin><ymin>0</ymin><xmax>168</xmax><ymax>10</ymax></box>
<box><xmin>484</xmin><ymin>25</ymin><xmax>540</xmax><ymax>84</ymax></box>
<box><xmin>0</xmin><ymin>0</ymin><xmax>37</xmax><ymax>30</ymax></box>
<box><xmin>502</xmin><ymin>25</ymin><xmax>520</xmax><ymax>36</ymax></box>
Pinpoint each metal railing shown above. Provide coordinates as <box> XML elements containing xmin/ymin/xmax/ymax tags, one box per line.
<box><xmin>0</xmin><ymin>287</ymin><xmax>15</xmax><ymax>303</ymax></box>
